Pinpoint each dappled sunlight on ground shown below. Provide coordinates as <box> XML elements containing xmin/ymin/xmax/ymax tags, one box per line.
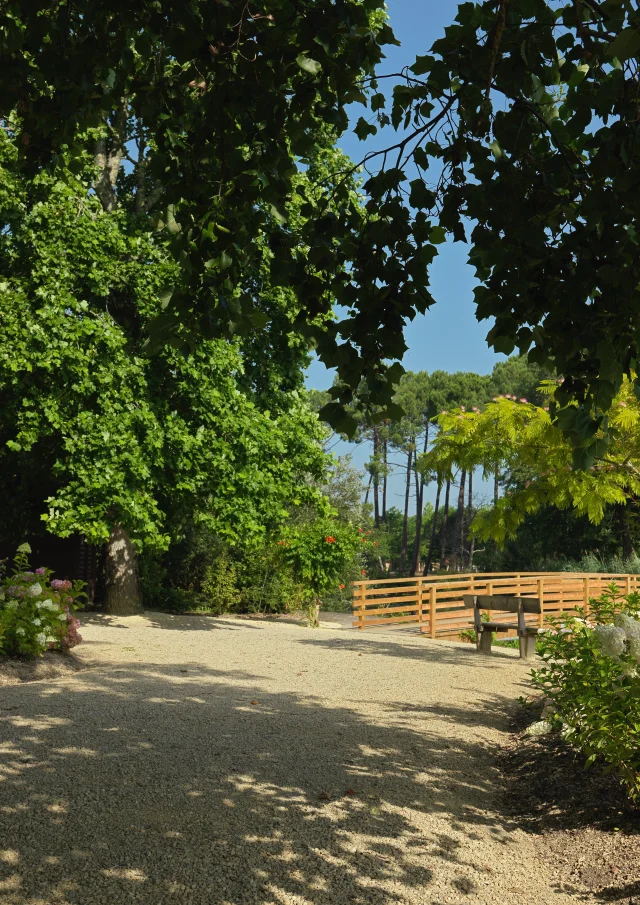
<box><xmin>0</xmin><ymin>616</ymin><xmax>571</xmax><ymax>905</ymax></box>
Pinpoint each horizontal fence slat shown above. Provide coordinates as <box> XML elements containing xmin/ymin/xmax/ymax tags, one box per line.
<box><xmin>352</xmin><ymin>613</ymin><xmax>425</xmax><ymax>627</ymax></box>
<box><xmin>358</xmin><ymin>603</ymin><xmax>421</xmax><ymax>616</ymax></box>
<box><xmin>361</xmin><ymin>595</ymin><xmax>421</xmax><ymax>608</ymax></box>
<box><xmin>362</xmin><ymin>586</ymin><xmax>423</xmax><ymax>597</ymax></box>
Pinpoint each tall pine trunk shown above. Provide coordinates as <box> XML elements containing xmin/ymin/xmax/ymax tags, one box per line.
<box><xmin>373</xmin><ymin>427</ymin><xmax>380</xmax><ymax>528</ymax></box>
<box><xmin>619</xmin><ymin>503</ymin><xmax>635</xmax><ymax>558</ymax></box>
<box><xmin>494</xmin><ymin>467</ymin><xmax>499</xmax><ymax>505</ymax></box>
<box><xmin>425</xmin><ymin>478</ymin><xmax>442</xmax><ymax>575</ymax></box>
<box><xmin>382</xmin><ymin>436</ymin><xmax>388</xmax><ymax>522</ymax></box>
<box><xmin>103</xmin><ymin>525</ymin><xmax>144</xmax><ymax>615</ymax></box>
<box><xmin>400</xmin><ymin>448</ymin><xmax>413</xmax><ymax>568</ymax></box>
<box><xmin>364</xmin><ymin>472</ymin><xmax>373</xmax><ymax>507</ymax></box>
<box><xmin>439</xmin><ymin>478</ymin><xmax>451</xmax><ymax>570</ymax></box>
<box><xmin>411</xmin><ymin>423</ymin><xmax>430</xmax><ymax>576</ymax></box>
<box><xmin>467</xmin><ymin>469</ymin><xmax>475</xmax><ymax>570</ymax></box>
<box><xmin>453</xmin><ymin>470</ymin><xmax>467</xmax><ymax>571</ymax></box>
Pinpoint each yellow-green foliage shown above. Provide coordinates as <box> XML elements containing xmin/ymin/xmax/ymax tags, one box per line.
<box><xmin>423</xmin><ymin>378</ymin><xmax>640</xmax><ymax>546</ymax></box>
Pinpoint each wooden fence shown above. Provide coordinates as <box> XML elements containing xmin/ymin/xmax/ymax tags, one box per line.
<box><xmin>352</xmin><ymin>572</ymin><xmax>640</xmax><ymax>638</ymax></box>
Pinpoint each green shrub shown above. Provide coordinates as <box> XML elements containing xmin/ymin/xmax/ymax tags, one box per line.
<box><xmin>140</xmin><ymin>518</ymin><xmax>364</xmax><ymax>618</ymax></box>
<box><xmin>276</xmin><ymin>518</ymin><xmax>362</xmax><ymax>601</ymax></box>
<box><xmin>199</xmin><ymin>552</ymin><xmax>242</xmax><ymax>615</ymax></box>
<box><xmin>531</xmin><ymin>584</ymin><xmax>640</xmax><ymax>802</ymax></box>
<box><xmin>236</xmin><ymin>547</ymin><xmax>306</xmax><ymax>614</ymax></box>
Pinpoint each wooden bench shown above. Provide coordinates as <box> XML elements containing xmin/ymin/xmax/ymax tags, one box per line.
<box><xmin>463</xmin><ymin>594</ymin><xmax>543</xmax><ymax>660</ymax></box>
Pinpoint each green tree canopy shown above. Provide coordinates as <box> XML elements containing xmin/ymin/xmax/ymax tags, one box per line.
<box><xmin>425</xmin><ymin>378</ymin><xmax>640</xmax><ymax>546</ymax></box>
<box><xmin>0</xmin><ymin>132</ymin><xmax>330</xmax><ymax>613</ymax></box>
<box><xmin>4</xmin><ymin>1</ymin><xmax>639</xmax><ymax>447</ymax></box>
<box><xmin>490</xmin><ymin>356</ymin><xmax>552</xmax><ymax>407</ymax></box>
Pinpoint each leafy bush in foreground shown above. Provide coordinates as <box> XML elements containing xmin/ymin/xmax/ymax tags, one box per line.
<box><xmin>531</xmin><ymin>586</ymin><xmax>640</xmax><ymax>803</ymax></box>
<box><xmin>0</xmin><ymin>545</ymin><xmax>84</xmax><ymax>658</ymax></box>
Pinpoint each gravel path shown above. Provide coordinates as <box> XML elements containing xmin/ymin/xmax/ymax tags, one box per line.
<box><xmin>0</xmin><ymin>613</ymin><xmax>574</xmax><ymax>905</ymax></box>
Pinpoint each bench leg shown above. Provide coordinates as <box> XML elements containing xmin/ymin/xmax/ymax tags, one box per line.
<box><xmin>478</xmin><ymin>629</ymin><xmax>492</xmax><ymax>655</ymax></box>
<box><xmin>519</xmin><ymin>632</ymin><xmax>536</xmax><ymax>660</ymax></box>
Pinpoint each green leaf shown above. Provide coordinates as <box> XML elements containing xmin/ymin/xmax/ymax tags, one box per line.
<box><xmin>354</xmin><ymin>117</ymin><xmax>377</xmax><ymax>141</ymax></box>
<box><xmin>158</xmin><ymin>286</ymin><xmax>174</xmax><ymax>309</ymax></box>
<box><xmin>296</xmin><ymin>54</ymin><xmax>322</xmax><ymax>76</ymax></box>
<box><xmin>318</xmin><ymin>402</ymin><xmax>358</xmax><ymax>438</ymax></box>
<box><xmin>606</xmin><ymin>28</ymin><xmax>640</xmax><ymax>62</ymax></box>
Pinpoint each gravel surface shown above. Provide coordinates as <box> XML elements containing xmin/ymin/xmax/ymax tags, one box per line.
<box><xmin>502</xmin><ymin>702</ymin><xmax>640</xmax><ymax>901</ymax></box>
<box><xmin>0</xmin><ymin>652</ymin><xmax>85</xmax><ymax>687</ymax></box>
<box><xmin>0</xmin><ymin>613</ymin><xmax>576</xmax><ymax>905</ymax></box>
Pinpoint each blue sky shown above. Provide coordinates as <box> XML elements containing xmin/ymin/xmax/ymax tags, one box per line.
<box><xmin>306</xmin><ymin>0</ymin><xmax>505</xmax><ymax>512</ymax></box>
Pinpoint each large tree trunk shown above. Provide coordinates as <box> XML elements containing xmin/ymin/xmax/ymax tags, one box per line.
<box><xmin>103</xmin><ymin>525</ymin><xmax>144</xmax><ymax>615</ymax></box>
<box><xmin>453</xmin><ymin>470</ymin><xmax>467</xmax><ymax>571</ymax></box>
<box><xmin>94</xmin><ymin>97</ymin><xmax>128</xmax><ymax>213</ymax></box>
<box><xmin>439</xmin><ymin>478</ymin><xmax>451</xmax><ymax>570</ymax></box>
<box><xmin>425</xmin><ymin>478</ymin><xmax>442</xmax><ymax>575</ymax></box>
<box><xmin>494</xmin><ymin>467</ymin><xmax>499</xmax><ymax>506</ymax></box>
<box><xmin>400</xmin><ymin>448</ymin><xmax>413</xmax><ymax>568</ymax></box>
<box><xmin>411</xmin><ymin>423</ymin><xmax>430</xmax><ymax>577</ymax></box>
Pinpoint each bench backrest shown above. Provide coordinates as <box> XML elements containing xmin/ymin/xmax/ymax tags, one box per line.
<box><xmin>463</xmin><ymin>594</ymin><xmax>542</xmax><ymax>615</ymax></box>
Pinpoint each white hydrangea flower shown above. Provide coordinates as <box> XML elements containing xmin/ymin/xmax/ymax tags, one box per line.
<box><xmin>594</xmin><ymin>624</ymin><xmax>627</xmax><ymax>660</ymax></box>
<box><xmin>27</xmin><ymin>583</ymin><xmax>42</xmax><ymax>598</ymax></box>
<box><xmin>5</xmin><ymin>601</ymin><xmax>18</xmax><ymax>611</ymax></box>
<box><xmin>46</xmin><ymin>636</ymin><xmax>56</xmax><ymax>644</ymax></box>
<box><xmin>36</xmin><ymin>632</ymin><xmax>47</xmax><ymax>646</ymax></box>
<box><xmin>32</xmin><ymin>618</ymin><xmax>41</xmax><ymax>627</ymax></box>
<box><xmin>58</xmin><ymin>613</ymin><xmax>67</xmax><ymax>621</ymax></box>
<box><xmin>36</xmin><ymin>599</ymin><xmax>56</xmax><ymax>612</ymax></box>
<box><xmin>615</xmin><ymin>613</ymin><xmax>640</xmax><ymax>662</ymax></box>
<box><xmin>15</xmin><ymin>627</ymin><xmax>25</xmax><ymax>636</ymax></box>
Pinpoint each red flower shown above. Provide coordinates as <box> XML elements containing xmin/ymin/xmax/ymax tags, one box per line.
<box><xmin>374</xmin><ymin>541</ymin><xmax>379</xmax><ymax>547</ymax></box>
<box><xmin>325</xmin><ymin>536</ymin><xmax>336</xmax><ymax>543</ymax></box>
<box><xmin>361</xmin><ymin>570</ymin><xmax>366</xmax><ymax>576</ymax></box>
<box><xmin>339</xmin><ymin>584</ymin><xmax>345</xmax><ymax>590</ymax></box>
<box><xmin>358</xmin><ymin>527</ymin><xmax>363</xmax><ymax>533</ymax></box>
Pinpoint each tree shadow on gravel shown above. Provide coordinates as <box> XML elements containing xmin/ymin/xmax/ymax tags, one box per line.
<box><xmin>501</xmin><ymin>709</ymin><xmax>640</xmax><ymax>904</ymax></box>
<box><xmin>298</xmin><ymin>634</ymin><xmax>529</xmax><ymax>668</ymax></box>
<box><xmin>81</xmin><ymin>612</ymin><xmax>264</xmax><ymax>633</ymax></box>
<box><xmin>377</xmin><ymin>699</ymin><xmax>518</xmax><ymax>733</ymax></box>
<box><xmin>0</xmin><ymin>662</ymin><xmax>523</xmax><ymax>905</ymax></box>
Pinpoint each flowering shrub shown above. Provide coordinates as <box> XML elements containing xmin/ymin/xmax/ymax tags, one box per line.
<box><xmin>0</xmin><ymin>544</ymin><xmax>85</xmax><ymax>658</ymax></box>
<box><xmin>531</xmin><ymin>585</ymin><xmax>640</xmax><ymax>802</ymax></box>
<box><xmin>276</xmin><ymin>519</ymin><xmax>362</xmax><ymax>623</ymax></box>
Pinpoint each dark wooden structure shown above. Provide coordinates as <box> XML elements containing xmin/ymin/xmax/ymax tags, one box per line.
<box><xmin>0</xmin><ymin>535</ymin><xmax>99</xmax><ymax>604</ymax></box>
<box><xmin>464</xmin><ymin>593</ymin><xmax>543</xmax><ymax>659</ymax></box>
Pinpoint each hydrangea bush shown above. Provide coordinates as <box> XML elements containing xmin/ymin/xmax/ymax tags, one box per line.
<box><xmin>0</xmin><ymin>544</ymin><xmax>84</xmax><ymax>658</ymax></box>
<box><xmin>531</xmin><ymin>585</ymin><xmax>640</xmax><ymax>802</ymax></box>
